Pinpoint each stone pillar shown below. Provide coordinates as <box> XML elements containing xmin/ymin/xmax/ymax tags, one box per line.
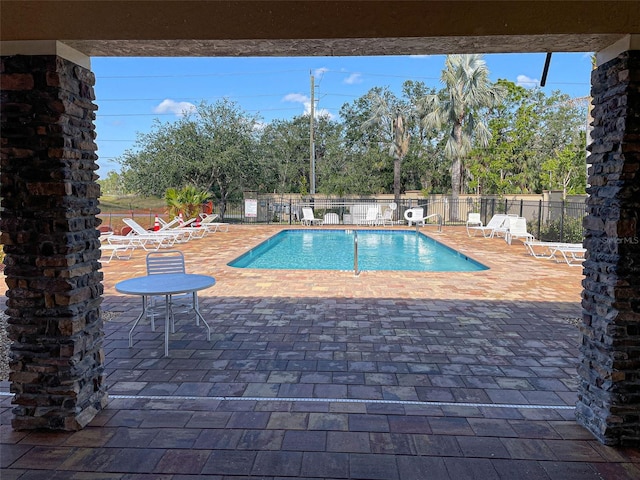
<box><xmin>577</xmin><ymin>44</ymin><xmax>640</xmax><ymax>446</ymax></box>
<box><xmin>0</xmin><ymin>48</ymin><xmax>107</xmax><ymax>430</ymax></box>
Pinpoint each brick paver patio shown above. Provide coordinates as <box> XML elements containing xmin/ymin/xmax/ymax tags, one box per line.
<box><xmin>2</xmin><ymin>225</ymin><xmax>639</xmax><ymax>479</ymax></box>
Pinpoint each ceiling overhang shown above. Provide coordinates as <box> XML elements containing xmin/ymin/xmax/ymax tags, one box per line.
<box><xmin>1</xmin><ymin>1</ymin><xmax>638</xmax><ymax>57</ymax></box>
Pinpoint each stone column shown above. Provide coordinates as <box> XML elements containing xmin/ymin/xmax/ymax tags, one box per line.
<box><xmin>577</xmin><ymin>40</ymin><xmax>640</xmax><ymax>446</ymax></box>
<box><xmin>0</xmin><ymin>45</ymin><xmax>107</xmax><ymax>430</ymax></box>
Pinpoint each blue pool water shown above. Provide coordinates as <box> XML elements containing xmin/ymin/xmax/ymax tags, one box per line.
<box><xmin>229</xmin><ymin>230</ymin><xmax>488</xmax><ymax>272</ymax></box>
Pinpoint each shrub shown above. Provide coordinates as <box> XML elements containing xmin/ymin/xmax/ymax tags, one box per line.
<box><xmin>539</xmin><ymin>216</ymin><xmax>584</xmax><ymax>243</ymax></box>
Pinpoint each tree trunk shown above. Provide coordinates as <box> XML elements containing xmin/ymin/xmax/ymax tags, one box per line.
<box><xmin>393</xmin><ymin>155</ymin><xmax>401</xmax><ymax>207</ymax></box>
<box><xmin>450</xmin><ymin>122</ymin><xmax>463</xmax><ymax>221</ymax></box>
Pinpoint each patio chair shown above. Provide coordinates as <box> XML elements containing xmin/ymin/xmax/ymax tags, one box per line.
<box><xmin>157</xmin><ymin>216</ymin><xmax>208</xmax><ymax>239</ymax></box>
<box><xmin>505</xmin><ymin>217</ymin><xmax>535</xmax><ymax>244</ymax></box>
<box><xmin>467</xmin><ymin>214</ymin><xmax>509</xmax><ymax>238</ymax></box>
<box><xmin>552</xmin><ymin>244</ymin><xmax>587</xmax><ymax>266</ymax></box>
<box><xmin>380</xmin><ymin>202</ymin><xmax>397</xmax><ymax>226</ymax></box>
<box><xmin>466</xmin><ymin>213</ymin><xmax>483</xmax><ymax>236</ymax></box>
<box><xmin>301</xmin><ymin>207</ymin><xmax>323</xmax><ymax>226</ymax></box>
<box><xmin>158</xmin><ymin>216</ymin><xmax>181</xmax><ymax>230</ymax></box>
<box><xmin>323</xmin><ymin>212</ymin><xmax>340</xmax><ymax>225</ymax></box>
<box><xmin>123</xmin><ymin>217</ymin><xmax>189</xmax><ymax>245</ymax></box>
<box><xmin>100</xmin><ymin>243</ymin><xmax>135</xmax><ymax>263</ymax></box>
<box><xmin>362</xmin><ymin>205</ymin><xmax>381</xmax><ymax>226</ymax></box>
<box><xmin>198</xmin><ymin>213</ymin><xmax>230</xmax><ymax>232</ymax></box>
<box><xmin>107</xmin><ymin>233</ymin><xmax>166</xmax><ymax>251</ymax></box>
<box><xmin>146</xmin><ymin>250</ymin><xmax>197</xmax><ymax>331</ymax></box>
<box><xmin>524</xmin><ymin>241</ymin><xmax>581</xmax><ymax>259</ymax></box>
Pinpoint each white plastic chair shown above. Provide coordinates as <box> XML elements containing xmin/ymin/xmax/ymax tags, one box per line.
<box><xmin>301</xmin><ymin>207</ymin><xmax>323</xmax><ymax>226</ymax></box>
<box><xmin>364</xmin><ymin>206</ymin><xmax>381</xmax><ymax>226</ymax></box>
<box><xmin>505</xmin><ymin>217</ymin><xmax>535</xmax><ymax>245</ymax></box>
<box><xmin>466</xmin><ymin>213</ymin><xmax>483</xmax><ymax>236</ymax></box>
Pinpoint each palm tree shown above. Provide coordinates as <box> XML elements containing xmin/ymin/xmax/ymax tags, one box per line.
<box><xmin>165</xmin><ymin>185</ymin><xmax>211</xmax><ymax>220</ymax></box>
<box><xmin>362</xmin><ymin>89</ymin><xmax>412</xmax><ymax>207</ymax></box>
<box><xmin>419</xmin><ymin>54</ymin><xmax>504</xmax><ymax>219</ymax></box>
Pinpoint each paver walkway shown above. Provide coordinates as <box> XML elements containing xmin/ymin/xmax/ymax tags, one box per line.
<box><xmin>2</xmin><ymin>225</ymin><xmax>639</xmax><ymax>479</ymax></box>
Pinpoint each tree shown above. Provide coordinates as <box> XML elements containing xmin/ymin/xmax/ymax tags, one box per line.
<box><xmin>119</xmin><ymin>99</ymin><xmax>261</xmax><ymax>217</ymax></box>
<box><xmin>541</xmin><ymin>143</ymin><xmax>587</xmax><ymax>199</ymax></box>
<box><xmin>361</xmin><ymin>88</ymin><xmax>412</xmax><ymax>206</ymax></box>
<box><xmin>257</xmin><ymin>114</ymin><xmax>343</xmax><ymax>195</ymax></box>
<box><xmin>98</xmin><ymin>170</ymin><xmax>129</xmax><ymax>196</ymax></box>
<box><xmin>419</xmin><ymin>54</ymin><xmax>505</xmax><ymax>218</ymax></box>
<box><xmin>467</xmin><ymin>80</ymin><xmax>539</xmax><ymax>194</ymax></box>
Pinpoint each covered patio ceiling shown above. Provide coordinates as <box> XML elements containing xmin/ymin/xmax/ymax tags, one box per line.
<box><xmin>2</xmin><ymin>1</ymin><xmax>638</xmax><ymax>57</ymax></box>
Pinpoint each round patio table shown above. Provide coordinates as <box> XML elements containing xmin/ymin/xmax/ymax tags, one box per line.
<box><xmin>115</xmin><ymin>273</ymin><xmax>216</xmax><ymax>357</ymax></box>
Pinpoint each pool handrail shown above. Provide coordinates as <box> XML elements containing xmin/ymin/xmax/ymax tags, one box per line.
<box><xmin>353</xmin><ymin>230</ymin><xmax>360</xmax><ymax>276</ymax></box>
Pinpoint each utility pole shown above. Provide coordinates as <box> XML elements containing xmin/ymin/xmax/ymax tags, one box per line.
<box><xmin>310</xmin><ymin>72</ymin><xmax>316</xmax><ymax>195</ymax></box>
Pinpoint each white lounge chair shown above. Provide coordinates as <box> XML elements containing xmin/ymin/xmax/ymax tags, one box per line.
<box><xmin>158</xmin><ymin>217</ymin><xmax>180</xmax><ymax>230</ymax></box>
<box><xmin>199</xmin><ymin>213</ymin><xmax>230</xmax><ymax>232</ymax></box>
<box><xmin>107</xmin><ymin>233</ymin><xmax>164</xmax><ymax>251</ymax></box>
<box><xmin>467</xmin><ymin>214</ymin><xmax>506</xmax><ymax>238</ymax></box>
<box><xmin>524</xmin><ymin>241</ymin><xmax>582</xmax><ymax>259</ymax></box>
<box><xmin>160</xmin><ymin>216</ymin><xmax>208</xmax><ymax>239</ymax></box>
<box><xmin>123</xmin><ymin>218</ymin><xmax>189</xmax><ymax>245</ymax></box>
<box><xmin>552</xmin><ymin>244</ymin><xmax>586</xmax><ymax>266</ymax></box>
<box><xmin>100</xmin><ymin>243</ymin><xmax>135</xmax><ymax>263</ymax></box>
<box><xmin>466</xmin><ymin>213</ymin><xmax>483</xmax><ymax>236</ymax></box>
<box><xmin>301</xmin><ymin>207</ymin><xmax>323</xmax><ymax>226</ymax></box>
<box><xmin>506</xmin><ymin>217</ymin><xmax>535</xmax><ymax>244</ymax></box>
<box><xmin>490</xmin><ymin>214</ymin><xmax>519</xmax><ymax>238</ymax></box>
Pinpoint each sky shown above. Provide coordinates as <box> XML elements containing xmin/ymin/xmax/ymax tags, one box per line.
<box><xmin>92</xmin><ymin>52</ymin><xmax>594</xmax><ymax>175</ymax></box>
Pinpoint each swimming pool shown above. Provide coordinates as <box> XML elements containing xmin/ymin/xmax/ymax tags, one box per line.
<box><xmin>228</xmin><ymin>229</ymin><xmax>488</xmax><ymax>272</ymax></box>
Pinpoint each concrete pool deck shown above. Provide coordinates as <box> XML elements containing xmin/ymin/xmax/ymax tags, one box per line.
<box><xmin>2</xmin><ymin>225</ymin><xmax>639</xmax><ymax>479</ymax></box>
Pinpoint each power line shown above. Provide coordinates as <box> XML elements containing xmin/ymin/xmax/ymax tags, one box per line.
<box><xmin>95</xmin><ymin>93</ymin><xmax>294</xmax><ymax>102</ymax></box>
<box><xmin>95</xmin><ymin>107</ymin><xmax>304</xmax><ymax>117</ymax></box>
<box><xmin>97</xmin><ymin>69</ymin><xmax>305</xmax><ymax>79</ymax></box>
<box><xmin>95</xmin><ymin>66</ymin><xmax>588</xmax><ymax>87</ymax></box>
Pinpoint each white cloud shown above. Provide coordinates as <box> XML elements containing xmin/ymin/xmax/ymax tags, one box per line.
<box><xmin>283</xmin><ymin>93</ymin><xmax>312</xmax><ymax>115</ymax></box>
<box><xmin>316</xmin><ymin>109</ymin><xmax>336</xmax><ymax>120</ymax></box>
<box><xmin>409</xmin><ymin>55</ymin><xmax>429</xmax><ymax>59</ymax></box>
<box><xmin>314</xmin><ymin>67</ymin><xmax>329</xmax><ymax>78</ymax></box>
<box><xmin>282</xmin><ymin>93</ymin><xmax>336</xmax><ymax>120</ymax></box>
<box><xmin>516</xmin><ymin>74</ymin><xmax>539</xmax><ymax>88</ymax></box>
<box><xmin>153</xmin><ymin>99</ymin><xmax>197</xmax><ymax>117</ymax></box>
<box><xmin>343</xmin><ymin>73</ymin><xmax>362</xmax><ymax>85</ymax></box>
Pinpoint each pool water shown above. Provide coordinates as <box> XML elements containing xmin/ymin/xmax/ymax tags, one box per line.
<box><xmin>228</xmin><ymin>230</ymin><xmax>488</xmax><ymax>272</ymax></box>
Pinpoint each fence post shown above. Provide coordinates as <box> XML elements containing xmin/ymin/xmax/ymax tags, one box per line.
<box><xmin>560</xmin><ymin>200</ymin><xmax>565</xmax><ymax>242</ymax></box>
<box><xmin>519</xmin><ymin>200</ymin><xmax>523</xmax><ymax>217</ymax></box>
<box><xmin>481</xmin><ymin>198</ymin><xmax>487</xmax><ymax>224</ymax></box>
<box><xmin>289</xmin><ymin>197</ymin><xmax>292</xmax><ymax>225</ymax></box>
<box><xmin>504</xmin><ymin>198</ymin><xmax>508</xmax><ymax>215</ymax></box>
<box><xmin>538</xmin><ymin>200</ymin><xmax>542</xmax><ymax>240</ymax></box>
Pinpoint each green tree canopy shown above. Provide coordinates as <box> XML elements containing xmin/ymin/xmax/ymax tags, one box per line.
<box><xmin>120</xmin><ymin>99</ymin><xmax>261</xmax><ymax>216</ymax></box>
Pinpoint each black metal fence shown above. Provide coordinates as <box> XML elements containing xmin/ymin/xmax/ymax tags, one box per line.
<box><xmin>215</xmin><ymin>195</ymin><xmax>585</xmax><ymax>243</ymax></box>
<box><xmin>98</xmin><ymin>195</ymin><xmax>586</xmax><ymax>243</ymax></box>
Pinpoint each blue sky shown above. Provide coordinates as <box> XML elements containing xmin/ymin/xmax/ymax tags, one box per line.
<box><xmin>92</xmin><ymin>52</ymin><xmax>593</xmax><ymax>174</ymax></box>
